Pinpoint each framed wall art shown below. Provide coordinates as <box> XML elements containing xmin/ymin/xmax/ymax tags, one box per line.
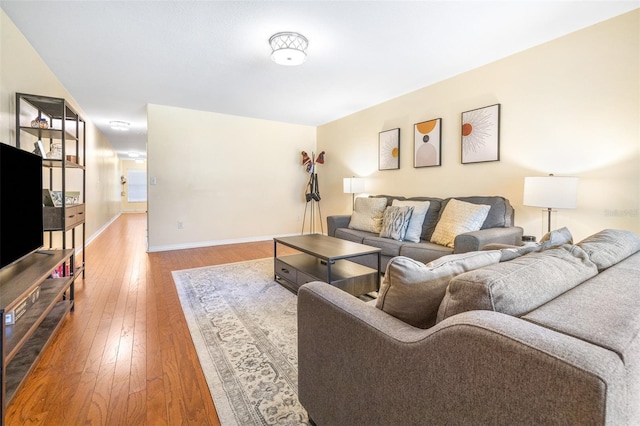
<box><xmin>461</xmin><ymin>104</ymin><xmax>500</xmax><ymax>164</ymax></box>
<box><xmin>414</xmin><ymin>118</ymin><xmax>441</xmax><ymax>167</ymax></box>
<box><xmin>379</xmin><ymin>128</ymin><xmax>400</xmax><ymax>170</ymax></box>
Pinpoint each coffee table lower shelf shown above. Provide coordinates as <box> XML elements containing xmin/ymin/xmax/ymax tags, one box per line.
<box><xmin>275</xmin><ymin>253</ymin><xmax>378</xmax><ymax>296</ymax></box>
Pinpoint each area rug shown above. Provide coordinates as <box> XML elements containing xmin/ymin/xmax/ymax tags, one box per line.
<box><xmin>172</xmin><ymin>258</ymin><xmax>310</xmax><ymax>426</ymax></box>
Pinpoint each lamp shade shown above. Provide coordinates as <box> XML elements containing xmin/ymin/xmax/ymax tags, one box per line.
<box><xmin>523</xmin><ymin>176</ymin><xmax>579</xmax><ymax>209</ymax></box>
<box><xmin>343</xmin><ymin>177</ymin><xmax>365</xmax><ymax>194</ymax></box>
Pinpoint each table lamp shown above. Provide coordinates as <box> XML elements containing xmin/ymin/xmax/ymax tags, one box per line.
<box><xmin>343</xmin><ymin>177</ymin><xmax>365</xmax><ymax>209</ymax></box>
<box><xmin>523</xmin><ymin>174</ymin><xmax>579</xmax><ymax>233</ymax></box>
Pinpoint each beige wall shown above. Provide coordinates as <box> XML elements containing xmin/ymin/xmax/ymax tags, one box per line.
<box><xmin>147</xmin><ymin>104</ymin><xmax>316</xmax><ymax>251</ymax></box>
<box><xmin>318</xmin><ymin>10</ymin><xmax>640</xmax><ymax>241</ymax></box>
<box><xmin>1</xmin><ymin>10</ymin><xmax>121</xmax><ymax>247</ymax></box>
<box><xmin>120</xmin><ymin>159</ymin><xmax>148</xmax><ymax>212</ymax></box>
<box><xmin>4</xmin><ymin>7</ymin><xmax>637</xmax><ymax>251</ymax></box>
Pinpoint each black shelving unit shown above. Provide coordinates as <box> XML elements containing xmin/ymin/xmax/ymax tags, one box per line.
<box><xmin>15</xmin><ymin>93</ymin><xmax>86</xmax><ymax>278</ymax></box>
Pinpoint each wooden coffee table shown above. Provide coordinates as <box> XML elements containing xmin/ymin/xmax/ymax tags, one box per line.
<box><xmin>274</xmin><ymin>234</ymin><xmax>381</xmax><ymax>296</ymax></box>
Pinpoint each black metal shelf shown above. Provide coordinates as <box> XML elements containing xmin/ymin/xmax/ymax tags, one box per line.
<box><xmin>19</xmin><ymin>126</ymin><xmax>78</xmax><ymax>142</ymax></box>
<box><xmin>15</xmin><ymin>93</ymin><xmax>79</xmax><ymax>120</ymax></box>
<box><xmin>41</xmin><ymin>158</ymin><xmax>85</xmax><ymax>170</ymax></box>
<box><xmin>15</xmin><ymin>93</ymin><xmax>86</xmax><ymax>261</ymax></box>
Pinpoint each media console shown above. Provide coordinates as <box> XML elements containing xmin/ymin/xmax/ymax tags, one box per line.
<box><xmin>0</xmin><ymin>249</ymin><xmax>77</xmax><ymax>425</ymax></box>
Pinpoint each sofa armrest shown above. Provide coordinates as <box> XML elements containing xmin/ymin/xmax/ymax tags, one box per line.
<box><xmin>453</xmin><ymin>226</ymin><xmax>523</xmax><ymax>253</ymax></box>
<box><xmin>298</xmin><ymin>281</ymin><xmax>625</xmax><ymax>426</ymax></box>
<box><xmin>327</xmin><ymin>215</ymin><xmax>351</xmax><ymax>237</ymax></box>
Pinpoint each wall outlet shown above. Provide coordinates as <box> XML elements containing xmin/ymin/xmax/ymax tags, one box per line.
<box><xmin>177</xmin><ymin>221</ymin><xmax>184</xmax><ymax>229</ymax></box>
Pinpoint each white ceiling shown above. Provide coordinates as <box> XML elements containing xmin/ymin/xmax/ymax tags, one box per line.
<box><xmin>2</xmin><ymin>1</ymin><xmax>638</xmax><ymax>159</ymax></box>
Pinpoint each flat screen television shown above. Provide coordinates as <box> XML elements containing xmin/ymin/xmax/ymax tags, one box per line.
<box><xmin>0</xmin><ymin>142</ymin><xmax>44</xmax><ymax>269</ymax></box>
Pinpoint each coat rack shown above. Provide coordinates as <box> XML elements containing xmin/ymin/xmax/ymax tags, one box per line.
<box><xmin>301</xmin><ymin>151</ymin><xmax>325</xmax><ymax>234</ymax></box>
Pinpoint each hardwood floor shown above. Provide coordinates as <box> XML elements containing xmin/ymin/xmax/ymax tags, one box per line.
<box><xmin>6</xmin><ymin>213</ymin><xmax>285</xmax><ymax>425</ymax></box>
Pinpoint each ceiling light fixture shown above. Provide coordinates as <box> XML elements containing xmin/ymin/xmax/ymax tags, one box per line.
<box><xmin>128</xmin><ymin>152</ymin><xmax>140</xmax><ymax>158</ymax></box>
<box><xmin>269</xmin><ymin>32</ymin><xmax>309</xmax><ymax>66</ymax></box>
<box><xmin>110</xmin><ymin>120</ymin><xmax>130</xmax><ymax>131</ymax></box>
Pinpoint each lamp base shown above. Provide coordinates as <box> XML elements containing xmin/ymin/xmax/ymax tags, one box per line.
<box><xmin>541</xmin><ymin>208</ymin><xmax>557</xmax><ymax>235</ymax></box>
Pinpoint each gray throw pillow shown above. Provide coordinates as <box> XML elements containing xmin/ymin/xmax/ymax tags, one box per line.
<box><xmin>379</xmin><ymin>205</ymin><xmax>414</xmax><ymax>241</ymax></box>
<box><xmin>540</xmin><ymin>226</ymin><xmax>573</xmax><ymax>249</ymax></box>
<box><xmin>376</xmin><ymin>251</ymin><xmax>501</xmax><ymax>329</ymax></box>
<box><xmin>391</xmin><ymin>200</ymin><xmax>430</xmax><ymax>243</ymax></box>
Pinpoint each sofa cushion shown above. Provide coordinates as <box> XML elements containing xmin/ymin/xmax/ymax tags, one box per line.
<box><xmin>577</xmin><ymin>229</ymin><xmax>640</xmax><ymax>271</ymax></box>
<box><xmin>379</xmin><ymin>205</ymin><xmax>414</xmax><ymax>241</ymax></box>
<box><xmin>334</xmin><ymin>228</ymin><xmax>370</xmax><ymax>244</ymax></box>
<box><xmin>376</xmin><ymin>251</ymin><xmax>501</xmax><ymax>328</ymax></box>
<box><xmin>348</xmin><ymin>197</ymin><xmax>387</xmax><ymax>233</ymax></box>
<box><xmin>522</xmin><ymin>251</ymin><xmax>640</xmax><ymax>361</ymax></box>
<box><xmin>391</xmin><ymin>200</ymin><xmax>430</xmax><ymax>243</ymax></box>
<box><xmin>362</xmin><ymin>236</ymin><xmax>403</xmax><ymax>258</ymax></box>
<box><xmin>437</xmin><ymin>244</ymin><xmax>599</xmax><ymax>322</ymax></box>
<box><xmin>399</xmin><ymin>241</ymin><xmax>453</xmax><ymax>264</ymax></box>
<box><xmin>430</xmin><ymin>199</ymin><xmax>490</xmax><ymax>248</ymax></box>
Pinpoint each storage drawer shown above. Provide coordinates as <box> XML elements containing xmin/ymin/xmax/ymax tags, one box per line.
<box><xmin>297</xmin><ymin>270</ymin><xmax>317</xmax><ymax>286</ymax></box>
<box><xmin>43</xmin><ymin>204</ymin><xmax>85</xmax><ymax>230</ymax></box>
<box><xmin>66</xmin><ymin>204</ymin><xmax>85</xmax><ymax>227</ymax></box>
<box><xmin>274</xmin><ymin>259</ymin><xmax>297</xmax><ymax>283</ymax></box>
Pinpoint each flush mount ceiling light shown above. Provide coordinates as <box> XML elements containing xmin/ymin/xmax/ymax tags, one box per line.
<box><xmin>128</xmin><ymin>151</ymin><xmax>140</xmax><ymax>158</ymax></box>
<box><xmin>269</xmin><ymin>32</ymin><xmax>309</xmax><ymax>66</ymax></box>
<box><xmin>109</xmin><ymin>120</ymin><xmax>130</xmax><ymax>131</ymax></box>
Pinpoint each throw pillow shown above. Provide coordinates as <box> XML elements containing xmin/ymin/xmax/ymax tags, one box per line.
<box><xmin>430</xmin><ymin>199</ymin><xmax>491</xmax><ymax>248</ymax></box>
<box><xmin>348</xmin><ymin>197</ymin><xmax>388</xmax><ymax>233</ymax></box>
<box><xmin>376</xmin><ymin>251</ymin><xmax>502</xmax><ymax>329</ymax></box>
<box><xmin>379</xmin><ymin>206</ymin><xmax>414</xmax><ymax>241</ymax></box>
<box><xmin>540</xmin><ymin>227</ymin><xmax>573</xmax><ymax>249</ymax></box>
<box><xmin>391</xmin><ymin>200</ymin><xmax>430</xmax><ymax>243</ymax></box>
<box><xmin>577</xmin><ymin>229</ymin><xmax>640</xmax><ymax>271</ymax></box>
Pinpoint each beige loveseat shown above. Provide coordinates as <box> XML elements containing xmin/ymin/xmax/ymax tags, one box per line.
<box><xmin>298</xmin><ymin>229</ymin><xmax>640</xmax><ymax>425</ymax></box>
<box><xmin>327</xmin><ymin>195</ymin><xmax>523</xmax><ymax>270</ymax></box>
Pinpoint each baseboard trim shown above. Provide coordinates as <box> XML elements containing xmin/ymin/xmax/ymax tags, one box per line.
<box><xmin>86</xmin><ymin>212</ymin><xmax>122</xmax><ymax>248</ymax></box>
<box><xmin>147</xmin><ymin>232</ymin><xmax>309</xmax><ymax>253</ymax></box>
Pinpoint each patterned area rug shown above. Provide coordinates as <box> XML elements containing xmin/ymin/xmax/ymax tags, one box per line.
<box><xmin>172</xmin><ymin>258</ymin><xmax>310</xmax><ymax>426</ymax></box>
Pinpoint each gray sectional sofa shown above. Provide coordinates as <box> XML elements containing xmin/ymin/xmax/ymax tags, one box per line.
<box><xmin>327</xmin><ymin>195</ymin><xmax>523</xmax><ymax>270</ymax></box>
<box><xmin>298</xmin><ymin>229</ymin><xmax>640</xmax><ymax>425</ymax></box>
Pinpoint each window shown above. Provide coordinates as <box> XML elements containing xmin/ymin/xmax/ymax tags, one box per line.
<box><xmin>127</xmin><ymin>169</ymin><xmax>147</xmax><ymax>202</ymax></box>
